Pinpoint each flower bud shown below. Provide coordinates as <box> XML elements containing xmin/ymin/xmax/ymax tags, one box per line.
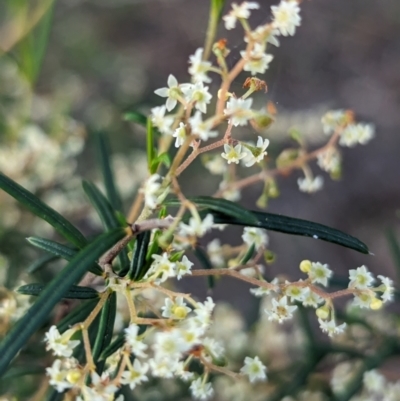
<box><xmin>299</xmin><ymin>260</ymin><xmax>312</xmax><ymax>273</ymax></box>
<box><xmin>316</xmin><ymin>304</ymin><xmax>330</xmax><ymax>320</ymax></box>
<box><xmin>370</xmin><ymin>297</ymin><xmax>383</xmax><ymax>310</ymax></box>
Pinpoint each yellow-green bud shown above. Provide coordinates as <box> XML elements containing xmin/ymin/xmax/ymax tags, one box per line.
<box><xmin>370</xmin><ymin>297</ymin><xmax>383</xmax><ymax>310</ymax></box>
<box><xmin>300</xmin><ymin>260</ymin><xmax>312</xmax><ymax>273</ymax></box>
<box><xmin>316</xmin><ymin>304</ymin><xmax>330</xmax><ymax>320</ymax></box>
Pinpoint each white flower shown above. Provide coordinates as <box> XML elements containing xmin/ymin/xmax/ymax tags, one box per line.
<box><xmin>120</xmin><ymin>359</ymin><xmax>149</xmax><ymax>389</ymax></box>
<box><xmin>181</xmin><ymin>82</ymin><xmax>212</xmax><ymax>113</ymax></box>
<box><xmin>242</xmin><ymin>227</ymin><xmax>268</xmax><ymax>250</ymax></box>
<box><xmin>321</xmin><ymin>110</ymin><xmax>347</xmax><ymax>135</ymax></box>
<box><xmin>297</xmin><ymin>176</ymin><xmax>324</xmax><ymax>193</ymax></box>
<box><xmin>150</xmin><ymin>105</ymin><xmax>174</xmax><ymax>135</ymax></box>
<box><xmin>301</xmin><ymin>287</ymin><xmax>324</xmax><ymax>308</ymax></box>
<box><xmin>207</xmin><ymin>238</ymin><xmax>225</xmax><ymax>267</ymax></box>
<box><xmin>46</xmin><ymin>359</ymin><xmax>75</xmax><ymax>392</ymax></box>
<box><xmin>154</xmin><ymin>74</ymin><xmax>182</xmax><ymax>111</ymax></box>
<box><xmin>240</xmin><ymin>44</ymin><xmax>274</xmax><ymax>75</ymax></box>
<box><xmin>271</xmin><ymin>0</ymin><xmax>301</xmax><ymax>37</ymax></box>
<box><xmin>140</xmin><ymin>174</ymin><xmax>161</xmax><ymax>209</ymax></box>
<box><xmin>202</xmin><ymin>337</ymin><xmax>225</xmax><ymax>360</ymax></box>
<box><xmin>179</xmin><ymin>213</ymin><xmax>214</xmax><ymax>238</ymax></box>
<box><xmin>44</xmin><ymin>326</ymin><xmax>80</xmax><ymax>358</ymax></box>
<box><xmin>265</xmin><ymin>296</ymin><xmax>297</xmax><ymax>323</ymax></box>
<box><xmin>146</xmin><ymin>252</ymin><xmax>176</xmax><ymax>283</ymax></box>
<box><xmin>363</xmin><ymin>370</ymin><xmax>386</xmax><ymax>394</ymax></box>
<box><xmin>352</xmin><ymin>291</ymin><xmax>375</xmax><ymax>309</ymax></box>
<box><xmin>153</xmin><ymin>329</ymin><xmax>191</xmax><ymax>359</ymax></box>
<box><xmin>161</xmin><ymin>296</ymin><xmax>191</xmax><ymax>319</ymax></box>
<box><xmin>189</xmin><ymin>112</ymin><xmax>218</xmax><ymax>141</ymax></box>
<box><xmin>125</xmin><ymin>324</ymin><xmax>147</xmax><ymax>358</ymax></box>
<box><xmin>191</xmin><ymin>297</ymin><xmax>215</xmax><ymax>331</ymax></box>
<box><xmin>243</xmin><ymin>136</ymin><xmax>270</xmax><ymax>167</ymax></box>
<box><xmin>219</xmin><ymin>181</ymin><xmax>241</xmax><ymax>202</ymax></box>
<box><xmin>240</xmin><ymin>356</ymin><xmax>267</xmax><ymax>383</ymax></box>
<box><xmin>190</xmin><ymin>377</ymin><xmax>214</xmax><ymax>400</ymax></box>
<box><xmin>149</xmin><ymin>357</ymin><xmax>178</xmax><ymax>378</ymax></box>
<box><xmin>204</xmin><ymin>156</ymin><xmax>227</xmax><ymax>175</ymax></box>
<box><xmin>318</xmin><ymin>318</ymin><xmax>346</xmax><ymax>337</ymax></box>
<box><xmin>224</xmin><ymin>97</ymin><xmax>254</xmax><ymax>127</ymax></box>
<box><xmin>348</xmin><ymin>265</ymin><xmax>374</xmax><ymax>289</ymax></box>
<box><xmin>317</xmin><ymin>147</ymin><xmax>341</xmax><ymax>173</ymax></box>
<box><xmin>221</xmin><ymin>144</ymin><xmax>247</xmax><ymax>164</ymax></box>
<box><xmin>189</xmin><ymin>48</ymin><xmax>212</xmax><ymax>83</ymax></box>
<box><xmin>340</xmin><ymin>123</ymin><xmax>375</xmax><ymax>147</ymax></box>
<box><xmin>176</xmin><ymin>255</ymin><xmax>193</xmax><ymax>280</ymax></box>
<box><xmin>377</xmin><ymin>275</ymin><xmax>394</xmax><ymax>303</ymax></box>
<box><xmin>284</xmin><ymin>283</ymin><xmax>307</xmax><ymax>302</ymax></box>
<box><xmin>223</xmin><ymin>2</ymin><xmax>260</xmax><ymax>30</ymax></box>
<box><xmin>173</xmin><ymin>122</ymin><xmax>187</xmax><ymax>148</ymax></box>
<box><xmin>309</xmin><ymin>262</ymin><xmax>332</xmax><ymax>287</ymax></box>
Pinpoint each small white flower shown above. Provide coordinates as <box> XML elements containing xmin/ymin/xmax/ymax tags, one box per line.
<box><xmin>224</xmin><ymin>97</ymin><xmax>254</xmax><ymax>126</ymax></box>
<box><xmin>301</xmin><ymin>287</ymin><xmax>324</xmax><ymax>308</ymax></box>
<box><xmin>348</xmin><ymin>265</ymin><xmax>374</xmax><ymax>289</ymax></box>
<box><xmin>271</xmin><ymin>0</ymin><xmax>301</xmax><ymax>37</ymax></box>
<box><xmin>363</xmin><ymin>370</ymin><xmax>386</xmax><ymax>394</ymax></box>
<box><xmin>154</xmin><ymin>74</ymin><xmax>182</xmax><ymax>111</ymax></box>
<box><xmin>176</xmin><ymin>255</ymin><xmax>193</xmax><ymax>280</ymax></box>
<box><xmin>309</xmin><ymin>262</ymin><xmax>332</xmax><ymax>287</ymax></box>
<box><xmin>189</xmin><ymin>112</ymin><xmax>218</xmax><ymax>141</ymax></box>
<box><xmin>317</xmin><ymin>147</ymin><xmax>341</xmax><ymax>173</ymax></box>
<box><xmin>240</xmin><ymin>44</ymin><xmax>274</xmax><ymax>76</ymax></box>
<box><xmin>321</xmin><ymin>110</ymin><xmax>347</xmax><ymax>135</ymax></box>
<box><xmin>149</xmin><ymin>357</ymin><xmax>178</xmax><ymax>378</ymax></box>
<box><xmin>120</xmin><ymin>359</ymin><xmax>149</xmax><ymax>389</ymax></box>
<box><xmin>207</xmin><ymin>239</ymin><xmax>225</xmax><ymax>267</ymax></box>
<box><xmin>190</xmin><ymin>377</ymin><xmax>214</xmax><ymax>400</ymax></box>
<box><xmin>377</xmin><ymin>275</ymin><xmax>394</xmax><ymax>303</ymax></box>
<box><xmin>240</xmin><ymin>356</ymin><xmax>267</xmax><ymax>383</ymax></box>
<box><xmin>161</xmin><ymin>296</ymin><xmax>191</xmax><ymax>320</ymax></box>
<box><xmin>153</xmin><ymin>330</ymin><xmax>191</xmax><ymax>359</ymax></box>
<box><xmin>125</xmin><ymin>324</ymin><xmax>147</xmax><ymax>358</ymax></box>
<box><xmin>179</xmin><ymin>213</ymin><xmax>214</xmax><ymax>238</ymax></box>
<box><xmin>265</xmin><ymin>296</ymin><xmax>297</xmax><ymax>323</ymax></box>
<box><xmin>297</xmin><ymin>176</ymin><xmax>324</xmax><ymax>193</ymax></box>
<box><xmin>45</xmin><ymin>326</ymin><xmax>80</xmax><ymax>358</ymax></box>
<box><xmin>284</xmin><ymin>283</ymin><xmax>307</xmax><ymax>302</ymax></box>
<box><xmin>140</xmin><ymin>174</ymin><xmax>161</xmax><ymax>209</ymax></box>
<box><xmin>243</xmin><ymin>136</ymin><xmax>270</xmax><ymax>167</ymax></box>
<box><xmin>221</xmin><ymin>144</ymin><xmax>247</xmax><ymax>164</ymax></box>
<box><xmin>146</xmin><ymin>252</ymin><xmax>176</xmax><ymax>283</ymax></box>
<box><xmin>223</xmin><ymin>2</ymin><xmax>260</xmax><ymax>30</ymax></box>
<box><xmin>352</xmin><ymin>291</ymin><xmax>375</xmax><ymax>309</ymax></box>
<box><xmin>202</xmin><ymin>337</ymin><xmax>225</xmax><ymax>360</ymax></box>
<box><xmin>219</xmin><ymin>181</ymin><xmax>241</xmax><ymax>202</ymax></box>
<box><xmin>204</xmin><ymin>156</ymin><xmax>227</xmax><ymax>175</ymax></box>
<box><xmin>46</xmin><ymin>359</ymin><xmax>74</xmax><ymax>392</ymax></box>
<box><xmin>340</xmin><ymin>123</ymin><xmax>375</xmax><ymax>147</ymax></box>
<box><xmin>189</xmin><ymin>48</ymin><xmax>212</xmax><ymax>83</ymax></box>
<box><xmin>318</xmin><ymin>318</ymin><xmax>347</xmax><ymax>337</ymax></box>
<box><xmin>181</xmin><ymin>82</ymin><xmax>212</xmax><ymax>113</ymax></box>
<box><xmin>151</xmin><ymin>105</ymin><xmax>174</xmax><ymax>135</ymax></box>
<box><xmin>173</xmin><ymin>122</ymin><xmax>187</xmax><ymax>148</ymax></box>
<box><xmin>242</xmin><ymin>227</ymin><xmax>268</xmax><ymax>250</ymax></box>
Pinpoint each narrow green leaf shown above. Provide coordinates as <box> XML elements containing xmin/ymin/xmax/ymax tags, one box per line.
<box><xmin>95</xmin><ymin>132</ymin><xmax>123</xmax><ymax>212</ymax></box>
<box><xmin>27</xmin><ymin>254</ymin><xmax>58</xmax><ymax>274</ymax></box>
<box><xmin>123</xmin><ymin>111</ymin><xmax>147</xmax><ymax>126</ymax></box>
<box><xmin>147</xmin><ymin>117</ymin><xmax>156</xmax><ymax>173</ymax></box>
<box><xmin>240</xmin><ymin>243</ymin><xmax>255</xmax><ymax>265</ymax></box>
<box><xmin>0</xmin><ymin>173</ymin><xmax>87</xmax><ymax>248</ymax></box>
<box><xmin>1</xmin><ymin>365</ymin><xmax>44</xmax><ymax>380</ymax></box>
<box><xmin>17</xmin><ymin>283</ymin><xmax>99</xmax><ymax>299</ymax></box>
<box><xmin>57</xmin><ymin>299</ymin><xmax>100</xmax><ymax>333</ymax></box>
<box><xmin>207</xmin><ymin>210</ymin><xmax>369</xmax><ymax>254</ymax></box>
<box><xmin>386</xmin><ymin>228</ymin><xmax>400</xmax><ymax>282</ymax></box>
<box><xmin>100</xmin><ymin>332</ymin><xmax>125</xmax><ymax>361</ymax></box>
<box><xmin>127</xmin><ymin>231</ymin><xmax>151</xmax><ymax>280</ymax></box>
<box><xmin>27</xmin><ymin>236</ymin><xmax>103</xmax><ymax>276</ymax></box>
<box><xmin>194</xmin><ymin>247</ymin><xmax>215</xmax><ymax>289</ymax></box>
<box><xmin>165</xmin><ymin>196</ymin><xmax>259</xmax><ymax>225</ymax></box>
<box><xmin>0</xmin><ymin>228</ymin><xmax>125</xmax><ymax>377</ymax></box>
<box><xmin>82</xmin><ymin>180</ymin><xmax>121</xmax><ymax>231</ymax></box>
<box><xmin>150</xmin><ymin>152</ymin><xmax>171</xmax><ymax>171</ymax></box>
<box><xmin>211</xmin><ymin>0</ymin><xmax>226</xmax><ymax>20</ymax></box>
<box><xmin>92</xmin><ymin>292</ymin><xmax>117</xmax><ymax>374</ymax></box>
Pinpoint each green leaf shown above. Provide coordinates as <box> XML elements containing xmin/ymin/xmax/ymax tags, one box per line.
<box><xmin>0</xmin><ymin>173</ymin><xmax>87</xmax><ymax>248</ymax></box>
<box><xmin>57</xmin><ymin>299</ymin><xmax>100</xmax><ymax>333</ymax></box>
<box><xmin>123</xmin><ymin>111</ymin><xmax>147</xmax><ymax>126</ymax></box>
<box><xmin>150</xmin><ymin>152</ymin><xmax>171</xmax><ymax>172</ymax></box>
<box><xmin>27</xmin><ymin>236</ymin><xmax>103</xmax><ymax>276</ymax></box>
<box><xmin>207</xmin><ymin>210</ymin><xmax>369</xmax><ymax>254</ymax></box>
<box><xmin>128</xmin><ymin>231</ymin><xmax>151</xmax><ymax>280</ymax></box>
<box><xmin>386</xmin><ymin>228</ymin><xmax>400</xmax><ymax>281</ymax></box>
<box><xmin>165</xmin><ymin>196</ymin><xmax>259</xmax><ymax>225</ymax></box>
<box><xmin>95</xmin><ymin>132</ymin><xmax>123</xmax><ymax>212</ymax></box>
<box><xmin>194</xmin><ymin>246</ymin><xmax>215</xmax><ymax>289</ymax></box>
<box><xmin>147</xmin><ymin>117</ymin><xmax>156</xmax><ymax>173</ymax></box>
<box><xmin>82</xmin><ymin>180</ymin><xmax>121</xmax><ymax>231</ymax></box>
<box><xmin>99</xmin><ymin>332</ymin><xmax>125</xmax><ymax>361</ymax></box>
<box><xmin>17</xmin><ymin>283</ymin><xmax>99</xmax><ymax>299</ymax></box>
<box><xmin>92</xmin><ymin>292</ymin><xmax>117</xmax><ymax>374</ymax></box>
<box><xmin>0</xmin><ymin>228</ymin><xmax>125</xmax><ymax>378</ymax></box>
<box><xmin>211</xmin><ymin>0</ymin><xmax>226</xmax><ymax>20</ymax></box>
<box><xmin>0</xmin><ymin>365</ymin><xmax>45</xmax><ymax>380</ymax></box>
<box><xmin>240</xmin><ymin>243</ymin><xmax>255</xmax><ymax>265</ymax></box>
<box><xmin>27</xmin><ymin>254</ymin><xmax>58</xmax><ymax>274</ymax></box>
